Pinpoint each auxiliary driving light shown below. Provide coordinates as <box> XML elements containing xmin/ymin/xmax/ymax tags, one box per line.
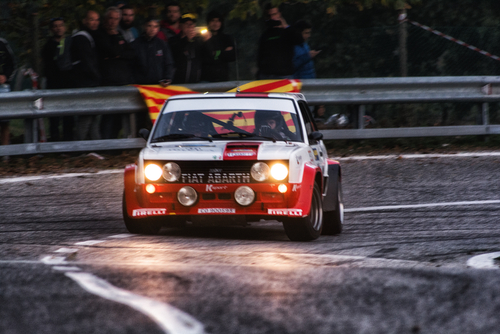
<box><xmin>177</xmin><ymin>186</ymin><xmax>198</xmax><ymax>206</ymax></box>
<box><xmin>145</xmin><ymin>164</ymin><xmax>163</xmax><ymax>181</ymax></box>
<box><xmin>163</xmin><ymin>162</ymin><xmax>181</xmax><ymax>182</ymax></box>
<box><xmin>234</xmin><ymin>186</ymin><xmax>255</xmax><ymax>206</ymax></box>
<box><xmin>278</xmin><ymin>184</ymin><xmax>287</xmax><ymax>193</ymax></box>
<box><xmin>271</xmin><ymin>163</ymin><xmax>288</xmax><ymax>181</ymax></box>
<box><xmin>251</xmin><ymin>162</ymin><xmax>270</xmax><ymax>181</ymax></box>
<box><xmin>146</xmin><ymin>184</ymin><xmax>156</xmax><ymax>194</ymax></box>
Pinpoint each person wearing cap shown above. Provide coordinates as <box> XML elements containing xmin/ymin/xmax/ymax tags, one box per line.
<box><xmin>168</xmin><ymin>14</ymin><xmax>204</xmax><ymax>84</ymax></box>
<box><xmin>200</xmin><ymin>10</ymin><xmax>236</xmax><ymax>82</ymax></box>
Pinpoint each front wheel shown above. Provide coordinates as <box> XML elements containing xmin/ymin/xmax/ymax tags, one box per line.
<box><xmin>122</xmin><ymin>192</ymin><xmax>162</xmax><ymax>235</ymax></box>
<box><xmin>282</xmin><ymin>183</ymin><xmax>323</xmax><ymax>241</ymax></box>
<box><xmin>322</xmin><ymin>176</ymin><xmax>343</xmax><ymax>235</ymax></box>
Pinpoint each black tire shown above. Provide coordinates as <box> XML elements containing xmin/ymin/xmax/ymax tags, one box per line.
<box><xmin>122</xmin><ymin>192</ymin><xmax>162</xmax><ymax>235</ymax></box>
<box><xmin>322</xmin><ymin>178</ymin><xmax>343</xmax><ymax>235</ymax></box>
<box><xmin>282</xmin><ymin>183</ymin><xmax>323</xmax><ymax>241</ymax></box>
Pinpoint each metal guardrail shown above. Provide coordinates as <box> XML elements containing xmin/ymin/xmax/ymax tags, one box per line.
<box><xmin>1</xmin><ymin>76</ymin><xmax>500</xmax><ymax>156</ymax></box>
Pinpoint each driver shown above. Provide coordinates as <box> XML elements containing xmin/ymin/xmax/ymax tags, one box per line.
<box><xmin>254</xmin><ymin>110</ymin><xmax>295</xmax><ymax>140</ymax></box>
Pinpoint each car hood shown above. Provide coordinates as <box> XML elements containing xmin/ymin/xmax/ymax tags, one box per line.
<box><xmin>142</xmin><ymin>141</ymin><xmax>304</xmax><ymax>161</ymax></box>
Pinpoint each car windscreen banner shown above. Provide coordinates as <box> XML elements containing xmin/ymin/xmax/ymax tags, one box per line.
<box><xmin>133</xmin><ymin>79</ymin><xmax>303</xmax><ymax>123</ymax></box>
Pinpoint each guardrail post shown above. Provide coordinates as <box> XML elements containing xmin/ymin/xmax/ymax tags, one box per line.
<box><xmin>358</xmin><ymin>105</ymin><xmax>366</xmax><ymax>129</ymax></box>
<box><xmin>23</xmin><ymin>119</ymin><xmax>38</xmax><ymax>143</ymax></box>
<box><xmin>482</xmin><ymin>102</ymin><xmax>489</xmax><ymax>125</ymax></box>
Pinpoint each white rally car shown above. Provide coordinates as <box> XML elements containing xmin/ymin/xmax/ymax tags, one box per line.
<box><xmin>123</xmin><ymin>92</ymin><xmax>343</xmax><ymax>241</ymax></box>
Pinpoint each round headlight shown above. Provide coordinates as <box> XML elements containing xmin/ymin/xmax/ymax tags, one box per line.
<box><xmin>251</xmin><ymin>162</ymin><xmax>270</xmax><ymax>182</ymax></box>
<box><xmin>234</xmin><ymin>186</ymin><xmax>255</xmax><ymax>206</ymax></box>
<box><xmin>177</xmin><ymin>186</ymin><xmax>198</xmax><ymax>206</ymax></box>
<box><xmin>163</xmin><ymin>162</ymin><xmax>181</xmax><ymax>182</ymax></box>
<box><xmin>145</xmin><ymin>164</ymin><xmax>163</xmax><ymax>181</ymax></box>
<box><xmin>271</xmin><ymin>163</ymin><xmax>288</xmax><ymax>181</ymax></box>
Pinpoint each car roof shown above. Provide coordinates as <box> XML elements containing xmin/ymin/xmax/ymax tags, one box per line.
<box><xmin>167</xmin><ymin>92</ymin><xmax>306</xmax><ymax>101</ymax></box>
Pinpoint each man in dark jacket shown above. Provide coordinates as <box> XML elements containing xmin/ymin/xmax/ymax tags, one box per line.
<box><xmin>169</xmin><ymin>14</ymin><xmax>204</xmax><ymax>84</ymax></box>
<box><xmin>42</xmin><ymin>17</ymin><xmax>74</xmax><ymax>141</ymax></box>
<box><xmin>257</xmin><ymin>4</ymin><xmax>302</xmax><ymax>79</ymax></box>
<box><xmin>0</xmin><ymin>38</ymin><xmax>15</xmax><ymax>147</ymax></box>
<box><xmin>132</xmin><ymin>17</ymin><xmax>174</xmax><ymax>86</ymax></box>
<box><xmin>97</xmin><ymin>6</ymin><xmax>136</xmax><ymax>139</ymax></box>
<box><xmin>201</xmin><ymin>10</ymin><xmax>236</xmax><ymax>82</ymax></box>
<box><xmin>132</xmin><ymin>17</ymin><xmax>175</xmax><ymax>132</ymax></box>
<box><xmin>70</xmin><ymin>10</ymin><xmax>101</xmax><ymax>140</ymax></box>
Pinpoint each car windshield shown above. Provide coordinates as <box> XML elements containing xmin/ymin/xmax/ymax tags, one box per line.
<box><xmin>151</xmin><ymin>108</ymin><xmax>302</xmax><ymax>143</ymax></box>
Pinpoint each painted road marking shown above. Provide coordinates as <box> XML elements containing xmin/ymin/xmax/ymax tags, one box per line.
<box><xmin>107</xmin><ymin>234</ymin><xmax>134</xmax><ymax>239</ymax></box>
<box><xmin>334</xmin><ymin>152</ymin><xmax>500</xmax><ymax>160</ymax></box>
<box><xmin>345</xmin><ymin>200</ymin><xmax>500</xmax><ymax>212</ymax></box>
<box><xmin>75</xmin><ymin>240</ymin><xmax>105</xmax><ymax>246</ymax></box>
<box><xmin>467</xmin><ymin>252</ymin><xmax>500</xmax><ymax>269</ymax></box>
<box><xmin>0</xmin><ymin>170</ymin><xmax>122</xmax><ymax>184</ymax></box>
<box><xmin>66</xmin><ymin>272</ymin><xmax>205</xmax><ymax>334</ymax></box>
<box><xmin>55</xmin><ymin>248</ymin><xmax>79</xmax><ymax>253</ymax></box>
<box><xmin>41</xmin><ymin>255</ymin><xmax>68</xmax><ymax>265</ymax></box>
<box><xmin>52</xmin><ymin>266</ymin><xmax>81</xmax><ymax>271</ymax></box>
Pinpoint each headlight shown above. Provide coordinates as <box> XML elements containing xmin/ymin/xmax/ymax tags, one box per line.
<box><xmin>251</xmin><ymin>162</ymin><xmax>270</xmax><ymax>181</ymax></box>
<box><xmin>271</xmin><ymin>163</ymin><xmax>288</xmax><ymax>181</ymax></box>
<box><xmin>145</xmin><ymin>164</ymin><xmax>163</xmax><ymax>181</ymax></box>
<box><xmin>177</xmin><ymin>186</ymin><xmax>198</xmax><ymax>206</ymax></box>
<box><xmin>234</xmin><ymin>186</ymin><xmax>255</xmax><ymax>206</ymax></box>
<box><xmin>163</xmin><ymin>162</ymin><xmax>181</xmax><ymax>182</ymax></box>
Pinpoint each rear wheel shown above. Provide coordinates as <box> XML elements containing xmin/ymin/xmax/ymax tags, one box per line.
<box><xmin>122</xmin><ymin>192</ymin><xmax>162</xmax><ymax>235</ymax></box>
<box><xmin>282</xmin><ymin>183</ymin><xmax>323</xmax><ymax>241</ymax></box>
<box><xmin>322</xmin><ymin>176</ymin><xmax>343</xmax><ymax>235</ymax></box>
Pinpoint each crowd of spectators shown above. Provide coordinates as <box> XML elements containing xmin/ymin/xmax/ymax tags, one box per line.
<box><xmin>0</xmin><ymin>2</ymin><xmax>320</xmax><ymax>145</ymax></box>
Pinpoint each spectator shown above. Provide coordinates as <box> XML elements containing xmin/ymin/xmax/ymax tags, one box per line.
<box><xmin>97</xmin><ymin>6</ymin><xmax>136</xmax><ymax>139</ymax></box>
<box><xmin>158</xmin><ymin>2</ymin><xmax>182</xmax><ymax>41</ymax></box>
<box><xmin>118</xmin><ymin>5</ymin><xmax>139</xmax><ymax>43</ymax></box>
<box><xmin>132</xmin><ymin>17</ymin><xmax>175</xmax><ymax>131</ymax></box>
<box><xmin>70</xmin><ymin>10</ymin><xmax>101</xmax><ymax>140</ymax></box>
<box><xmin>42</xmin><ymin>17</ymin><xmax>74</xmax><ymax>141</ymax></box>
<box><xmin>201</xmin><ymin>10</ymin><xmax>236</xmax><ymax>82</ymax></box>
<box><xmin>132</xmin><ymin>17</ymin><xmax>174</xmax><ymax>86</ymax></box>
<box><xmin>292</xmin><ymin>20</ymin><xmax>320</xmax><ymax>79</ymax></box>
<box><xmin>257</xmin><ymin>4</ymin><xmax>302</xmax><ymax>79</ymax></box>
<box><xmin>169</xmin><ymin>14</ymin><xmax>204</xmax><ymax>84</ymax></box>
<box><xmin>0</xmin><ymin>37</ymin><xmax>15</xmax><ymax>148</ymax></box>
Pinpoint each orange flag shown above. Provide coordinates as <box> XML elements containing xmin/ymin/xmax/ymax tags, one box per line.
<box><xmin>134</xmin><ymin>79</ymin><xmax>302</xmax><ymax>123</ymax></box>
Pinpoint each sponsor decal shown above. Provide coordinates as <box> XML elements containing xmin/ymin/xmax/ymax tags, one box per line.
<box><xmin>156</xmin><ymin>50</ymin><xmax>163</xmax><ymax>56</ymax></box>
<box><xmin>181</xmin><ymin>172</ymin><xmax>251</xmax><ymax>184</ymax></box>
<box><xmin>312</xmin><ymin>148</ymin><xmax>320</xmax><ymax>161</ymax></box>
<box><xmin>206</xmin><ymin>184</ymin><xmax>229</xmax><ymax>192</ymax></box>
<box><xmin>132</xmin><ymin>208</ymin><xmax>167</xmax><ymax>217</ymax></box>
<box><xmin>227</xmin><ymin>149</ymin><xmax>256</xmax><ymax>157</ymax></box>
<box><xmin>166</xmin><ymin>147</ymin><xmax>215</xmax><ymax>152</ymax></box>
<box><xmin>198</xmin><ymin>208</ymin><xmax>236</xmax><ymax>214</ymax></box>
<box><xmin>292</xmin><ymin>184</ymin><xmax>301</xmax><ymax>192</ymax></box>
<box><xmin>268</xmin><ymin>209</ymin><xmax>303</xmax><ymax>216</ymax></box>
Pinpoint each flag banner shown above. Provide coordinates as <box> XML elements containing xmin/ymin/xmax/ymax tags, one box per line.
<box><xmin>134</xmin><ymin>79</ymin><xmax>302</xmax><ymax>123</ymax></box>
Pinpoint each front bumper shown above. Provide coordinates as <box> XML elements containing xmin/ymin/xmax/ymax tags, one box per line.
<box><xmin>124</xmin><ymin>165</ymin><xmax>315</xmax><ymax>219</ymax></box>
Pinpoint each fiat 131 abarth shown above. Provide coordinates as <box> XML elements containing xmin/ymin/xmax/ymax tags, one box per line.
<box><xmin>123</xmin><ymin>92</ymin><xmax>343</xmax><ymax>241</ymax></box>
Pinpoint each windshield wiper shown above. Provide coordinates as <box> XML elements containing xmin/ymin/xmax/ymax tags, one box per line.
<box><xmin>151</xmin><ymin>133</ymin><xmax>212</xmax><ymax>143</ymax></box>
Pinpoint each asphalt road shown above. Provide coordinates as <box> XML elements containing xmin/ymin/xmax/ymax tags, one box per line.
<box><xmin>1</xmin><ymin>154</ymin><xmax>500</xmax><ymax>334</ymax></box>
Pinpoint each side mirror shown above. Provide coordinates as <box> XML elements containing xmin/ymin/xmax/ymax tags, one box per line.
<box><xmin>139</xmin><ymin>128</ymin><xmax>150</xmax><ymax>140</ymax></box>
<box><xmin>308</xmin><ymin>131</ymin><xmax>323</xmax><ymax>142</ymax></box>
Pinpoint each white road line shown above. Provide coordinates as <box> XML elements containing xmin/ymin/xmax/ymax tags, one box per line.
<box><xmin>467</xmin><ymin>252</ymin><xmax>500</xmax><ymax>269</ymax></box>
<box><xmin>107</xmin><ymin>234</ymin><xmax>134</xmax><ymax>239</ymax></box>
<box><xmin>0</xmin><ymin>260</ymin><xmax>42</xmax><ymax>264</ymax></box>
<box><xmin>66</xmin><ymin>272</ymin><xmax>205</xmax><ymax>334</ymax></box>
<box><xmin>41</xmin><ymin>255</ymin><xmax>68</xmax><ymax>265</ymax></box>
<box><xmin>52</xmin><ymin>266</ymin><xmax>81</xmax><ymax>271</ymax></box>
<box><xmin>55</xmin><ymin>248</ymin><xmax>79</xmax><ymax>253</ymax></box>
<box><xmin>345</xmin><ymin>200</ymin><xmax>500</xmax><ymax>212</ymax></box>
<box><xmin>333</xmin><ymin>152</ymin><xmax>500</xmax><ymax>160</ymax></box>
<box><xmin>0</xmin><ymin>169</ymin><xmax>122</xmax><ymax>184</ymax></box>
<box><xmin>75</xmin><ymin>240</ymin><xmax>105</xmax><ymax>246</ymax></box>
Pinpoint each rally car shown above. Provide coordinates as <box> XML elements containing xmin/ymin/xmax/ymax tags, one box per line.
<box><xmin>123</xmin><ymin>92</ymin><xmax>343</xmax><ymax>241</ymax></box>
